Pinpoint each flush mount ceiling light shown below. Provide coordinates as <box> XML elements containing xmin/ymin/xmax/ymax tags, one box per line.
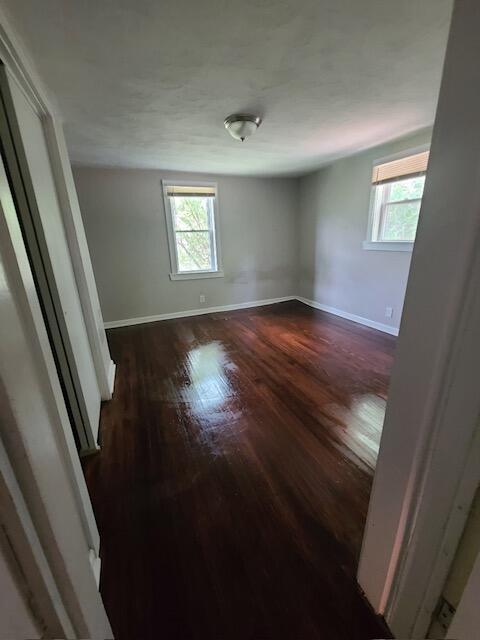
<box><xmin>224</xmin><ymin>114</ymin><xmax>262</xmax><ymax>142</ymax></box>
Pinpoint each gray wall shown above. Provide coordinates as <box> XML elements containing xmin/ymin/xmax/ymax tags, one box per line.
<box><xmin>74</xmin><ymin>168</ymin><xmax>298</xmax><ymax>322</ymax></box>
<box><xmin>298</xmin><ymin>128</ymin><xmax>432</xmax><ymax>331</ymax></box>
<box><xmin>75</xmin><ymin>129</ymin><xmax>432</xmax><ymax>329</ymax></box>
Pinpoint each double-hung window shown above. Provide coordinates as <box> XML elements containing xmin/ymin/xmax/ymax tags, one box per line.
<box><xmin>364</xmin><ymin>148</ymin><xmax>429</xmax><ymax>251</ymax></box>
<box><xmin>163</xmin><ymin>182</ymin><xmax>223</xmax><ymax>280</ymax></box>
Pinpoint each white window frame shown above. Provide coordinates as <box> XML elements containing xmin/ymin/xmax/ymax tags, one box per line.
<box><xmin>363</xmin><ymin>144</ymin><xmax>430</xmax><ymax>252</ymax></box>
<box><xmin>162</xmin><ymin>180</ymin><xmax>224</xmax><ymax>281</ymax></box>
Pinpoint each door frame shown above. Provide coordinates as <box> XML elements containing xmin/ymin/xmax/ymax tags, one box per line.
<box><xmin>0</xmin><ymin>147</ymin><xmax>111</xmax><ymax>636</ymax></box>
<box><xmin>0</xmin><ymin>435</ymin><xmax>75</xmax><ymax>636</ymax></box>
<box><xmin>0</xmin><ymin>63</ymin><xmax>99</xmax><ymax>452</ymax></box>
<box><xmin>0</xmin><ymin>3</ymin><xmax>107</xmax><ymax>571</ymax></box>
<box><xmin>358</xmin><ymin>1</ymin><xmax>480</xmax><ymax>636</ymax></box>
<box><xmin>0</xmin><ymin>16</ymin><xmax>115</xmax><ymax>402</ymax></box>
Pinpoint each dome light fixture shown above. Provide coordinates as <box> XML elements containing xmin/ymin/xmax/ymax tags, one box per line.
<box><xmin>224</xmin><ymin>113</ymin><xmax>262</xmax><ymax>142</ymax></box>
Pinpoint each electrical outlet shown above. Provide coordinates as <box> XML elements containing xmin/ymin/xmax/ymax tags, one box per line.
<box><xmin>436</xmin><ymin>598</ymin><xmax>456</xmax><ymax>631</ymax></box>
<box><xmin>385</xmin><ymin>306</ymin><xmax>393</xmax><ymax>319</ymax></box>
<box><xmin>199</xmin><ymin>294</ymin><xmax>206</xmax><ymax>304</ymax></box>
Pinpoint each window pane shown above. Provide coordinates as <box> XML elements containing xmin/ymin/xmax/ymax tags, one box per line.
<box><xmin>176</xmin><ymin>231</ymin><xmax>212</xmax><ymax>271</ymax></box>
<box><xmin>172</xmin><ymin>196</ymin><xmax>209</xmax><ymax>230</ymax></box>
<box><xmin>388</xmin><ymin>176</ymin><xmax>425</xmax><ymax>202</ymax></box>
<box><xmin>381</xmin><ymin>201</ymin><xmax>421</xmax><ymax>242</ymax></box>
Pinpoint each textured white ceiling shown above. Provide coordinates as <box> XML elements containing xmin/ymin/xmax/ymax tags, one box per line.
<box><xmin>3</xmin><ymin>0</ymin><xmax>452</xmax><ymax>176</ymax></box>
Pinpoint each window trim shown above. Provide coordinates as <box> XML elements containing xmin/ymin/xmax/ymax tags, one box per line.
<box><xmin>162</xmin><ymin>180</ymin><xmax>224</xmax><ymax>280</ymax></box>
<box><xmin>364</xmin><ymin>144</ymin><xmax>430</xmax><ymax>252</ymax></box>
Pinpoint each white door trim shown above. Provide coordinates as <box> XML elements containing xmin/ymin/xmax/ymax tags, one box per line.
<box><xmin>0</xmin><ymin>143</ymin><xmax>101</xmax><ymax>562</ymax></box>
<box><xmin>0</xmin><ymin>437</ymin><xmax>75</xmax><ymax>637</ymax></box>
<box><xmin>0</xmin><ymin>153</ymin><xmax>112</xmax><ymax>636</ymax></box>
<box><xmin>358</xmin><ymin>1</ymin><xmax>480</xmax><ymax>636</ymax></box>
<box><xmin>0</xmin><ymin>12</ymin><xmax>115</xmax><ymax>402</ymax></box>
<box><xmin>0</xmin><ymin>67</ymin><xmax>101</xmax><ymax>452</ymax></box>
<box><xmin>43</xmin><ymin>114</ymin><xmax>115</xmax><ymax>400</ymax></box>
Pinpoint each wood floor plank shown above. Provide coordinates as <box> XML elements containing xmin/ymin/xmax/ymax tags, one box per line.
<box><xmin>83</xmin><ymin>300</ymin><xmax>395</xmax><ymax>639</ymax></box>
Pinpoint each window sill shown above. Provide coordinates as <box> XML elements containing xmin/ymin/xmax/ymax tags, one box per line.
<box><xmin>362</xmin><ymin>241</ymin><xmax>414</xmax><ymax>252</ymax></box>
<box><xmin>169</xmin><ymin>270</ymin><xmax>224</xmax><ymax>281</ymax></box>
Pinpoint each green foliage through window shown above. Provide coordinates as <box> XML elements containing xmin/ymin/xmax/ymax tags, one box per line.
<box><xmin>382</xmin><ymin>201</ymin><xmax>421</xmax><ymax>241</ymax></box>
<box><xmin>171</xmin><ymin>196</ymin><xmax>216</xmax><ymax>272</ymax></box>
<box><xmin>374</xmin><ymin>175</ymin><xmax>425</xmax><ymax>242</ymax></box>
<box><xmin>388</xmin><ymin>176</ymin><xmax>425</xmax><ymax>202</ymax></box>
<box><xmin>173</xmin><ymin>197</ymin><xmax>209</xmax><ymax>231</ymax></box>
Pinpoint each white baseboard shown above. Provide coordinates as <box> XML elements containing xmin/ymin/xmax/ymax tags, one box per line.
<box><xmin>296</xmin><ymin>296</ymin><xmax>399</xmax><ymax>336</ymax></box>
<box><xmin>89</xmin><ymin>548</ymin><xmax>101</xmax><ymax>588</ymax></box>
<box><xmin>104</xmin><ymin>294</ymin><xmax>399</xmax><ymax>337</ymax></box>
<box><xmin>104</xmin><ymin>296</ymin><xmax>297</xmax><ymax>329</ymax></box>
<box><xmin>107</xmin><ymin>360</ymin><xmax>116</xmax><ymax>397</ymax></box>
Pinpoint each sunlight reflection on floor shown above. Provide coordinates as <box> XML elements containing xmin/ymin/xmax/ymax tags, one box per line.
<box><xmin>328</xmin><ymin>394</ymin><xmax>386</xmax><ymax>470</ymax></box>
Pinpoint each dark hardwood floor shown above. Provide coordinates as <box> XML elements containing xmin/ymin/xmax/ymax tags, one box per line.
<box><xmin>83</xmin><ymin>300</ymin><xmax>395</xmax><ymax>639</ymax></box>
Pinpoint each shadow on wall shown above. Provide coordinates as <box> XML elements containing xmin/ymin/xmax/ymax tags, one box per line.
<box><xmin>225</xmin><ymin>263</ymin><xmax>293</xmax><ymax>288</ymax></box>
